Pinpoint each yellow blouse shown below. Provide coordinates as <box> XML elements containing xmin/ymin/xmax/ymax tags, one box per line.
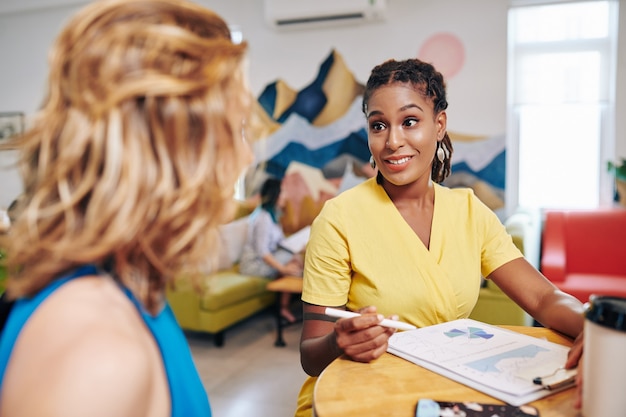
<box><xmin>296</xmin><ymin>179</ymin><xmax>523</xmax><ymax>417</ymax></box>
<box><xmin>302</xmin><ymin>178</ymin><xmax>522</xmax><ymax>325</ymax></box>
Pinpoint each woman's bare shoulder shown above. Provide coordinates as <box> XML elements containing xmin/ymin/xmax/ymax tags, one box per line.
<box><xmin>1</xmin><ymin>275</ymin><xmax>156</xmax><ymax>417</ymax></box>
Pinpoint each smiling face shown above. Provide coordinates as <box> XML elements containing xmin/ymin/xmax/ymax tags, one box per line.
<box><xmin>366</xmin><ymin>82</ymin><xmax>447</xmax><ymax>189</ymax></box>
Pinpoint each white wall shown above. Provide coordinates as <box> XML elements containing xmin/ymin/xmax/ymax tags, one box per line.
<box><xmin>0</xmin><ymin>0</ymin><xmax>623</xmax><ymax>209</ymax></box>
<box><xmin>617</xmin><ymin>0</ymin><xmax>626</xmax><ymax>164</ymax></box>
<box><xmin>205</xmin><ymin>0</ymin><xmax>510</xmax><ymax>137</ymax></box>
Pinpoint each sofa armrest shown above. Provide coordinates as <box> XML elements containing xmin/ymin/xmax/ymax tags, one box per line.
<box><xmin>505</xmin><ymin>207</ymin><xmax>542</xmax><ymax>269</ymax></box>
<box><xmin>540</xmin><ymin>211</ymin><xmax>566</xmax><ymax>283</ymax></box>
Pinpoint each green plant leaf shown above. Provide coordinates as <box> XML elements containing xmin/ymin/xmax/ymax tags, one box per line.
<box><xmin>608</xmin><ymin>159</ymin><xmax>626</xmax><ymax>182</ymax></box>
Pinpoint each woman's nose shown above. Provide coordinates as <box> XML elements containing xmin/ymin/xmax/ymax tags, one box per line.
<box><xmin>386</xmin><ymin>127</ymin><xmax>404</xmax><ymax>150</ymax></box>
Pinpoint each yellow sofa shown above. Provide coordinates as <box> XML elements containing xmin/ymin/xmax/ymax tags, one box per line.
<box><xmin>469</xmin><ymin>208</ymin><xmax>538</xmax><ymax>326</ymax></box>
<box><xmin>166</xmin><ymin>215</ymin><xmax>275</xmax><ymax>346</ymax></box>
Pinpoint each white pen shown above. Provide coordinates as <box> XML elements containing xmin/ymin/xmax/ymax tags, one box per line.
<box><xmin>324</xmin><ymin>307</ymin><xmax>416</xmax><ymax>331</ymax></box>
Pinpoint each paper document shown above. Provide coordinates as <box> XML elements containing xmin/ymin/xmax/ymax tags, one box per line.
<box><xmin>387</xmin><ymin>319</ymin><xmax>576</xmax><ymax>406</ymax></box>
<box><xmin>278</xmin><ymin>225</ymin><xmax>310</xmax><ymax>254</ymax></box>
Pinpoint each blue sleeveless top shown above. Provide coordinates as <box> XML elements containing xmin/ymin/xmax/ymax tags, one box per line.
<box><xmin>0</xmin><ymin>265</ymin><xmax>211</xmax><ymax>417</ymax></box>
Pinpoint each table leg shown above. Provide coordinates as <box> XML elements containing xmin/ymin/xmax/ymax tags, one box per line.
<box><xmin>274</xmin><ymin>297</ymin><xmax>287</xmax><ymax>347</ymax></box>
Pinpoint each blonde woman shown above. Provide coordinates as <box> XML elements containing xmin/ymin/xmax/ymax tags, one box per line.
<box><xmin>0</xmin><ymin>1</ymin><xmax>253</xmax><ymax>416</ymax></box>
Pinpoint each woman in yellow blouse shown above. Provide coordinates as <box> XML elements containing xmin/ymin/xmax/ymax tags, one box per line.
<box><xmin>296</xmin><ymin>58</ymin><xmax>585</xmax><ymax>416</ymax></box>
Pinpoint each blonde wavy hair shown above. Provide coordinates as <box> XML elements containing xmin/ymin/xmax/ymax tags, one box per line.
<box><xmin>0</xmin><ymin>0</ymin><xmax>253</xmax><ymax>314</ymax></box>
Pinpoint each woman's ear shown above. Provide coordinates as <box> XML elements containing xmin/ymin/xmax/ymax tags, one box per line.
<box><xmin>436</xmin><ymin>111</ymin><xmax>447</xmax><ymax>141</ymax></box>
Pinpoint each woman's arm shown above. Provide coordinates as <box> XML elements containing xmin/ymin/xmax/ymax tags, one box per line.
<box><xmin>488</xmin><ymin>257</ymin><xmax>584</xmax><ymax>338</ymax></box>
<box><xmin>298</xmin><ymin>196</ymin><xmax>395</xmax><ymax>376</ymax></box>
<box><xmin>490</xmin><ymin>257</ymin><xmax>585</xmax><ymax>408</ymax></box>
<box><xmin>250</xmin><ymin>211</ymin><xmax>301</xmax><ymax>276</ymax></box>
<box><xmin>262</xmin><ymin>253</ymin><xmax>301</xmax><ymax>276</ymax></box>
<box><xmin>299</xmin><ymin>303</ymin><xmax>395</xmax><ymax>376</ymax></box>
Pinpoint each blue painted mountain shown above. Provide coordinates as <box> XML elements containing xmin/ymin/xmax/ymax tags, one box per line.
<box><xmin>253</xmin><ymin>49</ymin><xmax>369</xmax><ymax>182</ymax></box>
<box><xmin>253</xmin><ymin>97</ymin><xmax>368</xmax><ymax>178</ymax></box>
<box><xmin>258</xmin><ymin>53</ymin><xmax>332</xmax><ymax>123</ymax></box>
<box><xmin>252</xmin><ymin>49</ymin><xmax>507</xmax><ymax>211</ymax></box>
<box><xmin>446</xmin><ymin>134</ymin><xmax>506</xmax><ymax>191</ymax></box>
<box><xmin>258</xmin><ymin>49</ymin><xmax>363</xmax><ymax>126</ymax></box>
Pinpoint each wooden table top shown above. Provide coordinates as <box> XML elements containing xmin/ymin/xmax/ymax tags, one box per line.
<box><xmin>314</xmin><ymin>326</ymin><xmax>581</xmax><ymax>417</ymax></box>
<box><xmin>266</xmin><ymin>276</ymin><xmax>303</xmax><ymax>294</ymax></box>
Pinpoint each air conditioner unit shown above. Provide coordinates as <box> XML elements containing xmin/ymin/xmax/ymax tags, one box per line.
<box><xmin>264</xmin><ymin>0</ymin><xmax>387</xmax><ymax>30</ymax></box>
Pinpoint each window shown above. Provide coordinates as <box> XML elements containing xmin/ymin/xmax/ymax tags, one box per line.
<box><xmin>506</xmin><ymin>0</ymin><xmax>618</xmax><ymax>211</ymax></box>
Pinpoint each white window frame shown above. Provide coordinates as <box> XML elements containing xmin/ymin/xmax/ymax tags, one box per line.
<box><xmin>505</xmin><ymin>0</ymin><xmax>619</xmax><ymax>215</ymax></box>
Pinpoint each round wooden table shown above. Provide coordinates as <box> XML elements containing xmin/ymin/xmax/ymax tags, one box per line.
<box><xmin>314</xmin><ymin>326</ymin><xmax>580</xmax><ymax>417</ymax></box>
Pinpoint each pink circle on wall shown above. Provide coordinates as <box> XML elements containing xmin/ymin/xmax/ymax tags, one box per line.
<box><xmin>418</xmin><ymin>32</ymin><xmax>465</xmax><ymax>79</ymax></box>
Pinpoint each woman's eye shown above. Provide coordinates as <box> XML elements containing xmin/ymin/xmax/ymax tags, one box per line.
<box><xmin>370</xmin><ymin>121</ymin><xmax>386</xmax><ymax>131</ymax></box>
<box><xmin>404</xmin><ymin>118</ymin><xmax>418</xmax><ymax>127</ymax></box>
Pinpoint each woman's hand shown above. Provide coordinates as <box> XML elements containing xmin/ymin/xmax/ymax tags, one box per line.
<box><xmin>300</xmin><ymin>303</ymin><xmax>397</xmax><ymax>376</ymax></box>
<box><xmin>565</xmin><ymin>330</ymin><xmax>584</xmax><ymax>409</ymax></box>
<box><xmin>333</xmin><ymin>306</ymin><xmax>396</xmax><ymax>363</ymax></box>
<box><xmin>565</xmin><ymin>330</ymin><xmax>583</xmax><ymax>368</ymax></box>
<box><xmin>280</xmin><ymin>262</ymin><xmax>302</xmax><ymax>277</ymax></box>
<box><xmin>572</xmin><ymin>356</ymin><xmax>584</xmax><ymax>409</ymax></box>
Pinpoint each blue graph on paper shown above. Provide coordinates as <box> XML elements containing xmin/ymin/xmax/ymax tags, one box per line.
<box><xmin>387</xmin><ymin>319</ymin><xmax>571</xmax><ymax>399</ymax></box>
<box><xmin>444</xmin><ymin>326</ymin><xmax>494</xmax><ymax>340</ymax></box>
<box><xmin>465</xmin><ymin>344</ymin><xmax>550</xmax><ymax>373</ymax></box>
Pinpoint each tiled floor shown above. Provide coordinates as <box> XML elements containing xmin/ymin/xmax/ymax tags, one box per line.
<box><xmin>187</xmin><ymin>309</ymin><xmax>307</xmax><ymax>417</ymax></box>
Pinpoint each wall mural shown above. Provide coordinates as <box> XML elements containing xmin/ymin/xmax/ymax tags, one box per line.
<box><xmin>245</xmin><ymin>48</ymin><xmax>506</xmax><ymax>233</ymax></box>
<box><xmin>418</xmin><ymin>32</ymin><xmax>465</xmax><ymax>80</ymax></box>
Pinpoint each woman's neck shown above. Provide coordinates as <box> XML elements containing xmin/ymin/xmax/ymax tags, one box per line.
<box><xmin>382</xmin><ymin>176</ymin><xmax>435</xmax><ymax>209</ymax></box>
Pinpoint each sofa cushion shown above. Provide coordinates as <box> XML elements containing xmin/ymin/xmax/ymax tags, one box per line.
<box><xmin>216</xmin><ymin>215</ymin><xmax>250</xmax><ymax>270</ymax></box>
<box><xmin>541</xmin><ymin>209</ymin><xmax>626</xmax><ymax>301</ymax></box>
<box><xmin>559</xmin><ymin>273</ymin><xmax>626</xmax><ymax>303</ymax></box>
<box><xmin>562</xmin><ymin>211</ymin><xmax>626</xmax><ymax>275</ymax></box>
<box><xmin>200</xmin><ymin>271</ymin><xmax>270</xmax><ymax>311</ymax></box>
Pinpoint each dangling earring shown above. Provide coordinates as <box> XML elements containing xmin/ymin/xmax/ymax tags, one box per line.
<box><xmin>369</xmin><ymin>155</ymin><xmax>376</xmax><ymax>169</ymax></box>
<box><xmin>436</xmin><ymin>143</ymin><xmax>445</xmax><ymax>163</ymax></box>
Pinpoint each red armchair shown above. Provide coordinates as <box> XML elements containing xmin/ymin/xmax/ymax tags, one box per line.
<box><xmin>540</xmin><ymin>209</ymin><xmax>626</xmax><ymax>303</ymax></box>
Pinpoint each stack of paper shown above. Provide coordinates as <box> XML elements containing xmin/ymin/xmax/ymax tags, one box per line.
<box><xmin>278</xmin><ymin>225</ymin><xmax>310</xmax><ymax>254</ymax></box>
<box><xmin>387</xmin><ymin>319</ymin><xmax>576</xmax><ymax>406</ymax></box>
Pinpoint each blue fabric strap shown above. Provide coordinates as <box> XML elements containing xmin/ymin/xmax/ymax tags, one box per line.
<box><xmin>120</xmin><ymin>287</ymin><xmax>211</xmax><ymax>417</ymax></box>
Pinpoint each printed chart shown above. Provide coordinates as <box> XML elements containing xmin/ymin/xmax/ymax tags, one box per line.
<box><xmin>387</xmin><ymin>319</ymin><xmax>575</xmax><ymax>405</ymax></box>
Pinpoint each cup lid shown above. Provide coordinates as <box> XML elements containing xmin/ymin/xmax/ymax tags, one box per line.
<box><xmin>584</xmin><ymin>295</ymin><xmax>626</xmax><ymax>332</ymax></box>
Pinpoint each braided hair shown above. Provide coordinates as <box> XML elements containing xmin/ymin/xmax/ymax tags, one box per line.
<box><xmin>362</xmin><ymin>59</ymin><xmax>453</xmax><ymax>184</ymax></box>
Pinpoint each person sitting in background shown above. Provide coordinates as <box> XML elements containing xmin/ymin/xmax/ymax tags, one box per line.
<box><xmin>239</xmin><ymin>177</ymin><xmax>304</xmax><ymax>323</ymax></box>
<box><xmin>295</xmin><ymin>58</ymin><xmax>585</xmax><ymax>417</ymax></box>
<box><xmin>0</xmin><ymin>0</ymin><xmax>253</xmax><ymax>415</ymax></box>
